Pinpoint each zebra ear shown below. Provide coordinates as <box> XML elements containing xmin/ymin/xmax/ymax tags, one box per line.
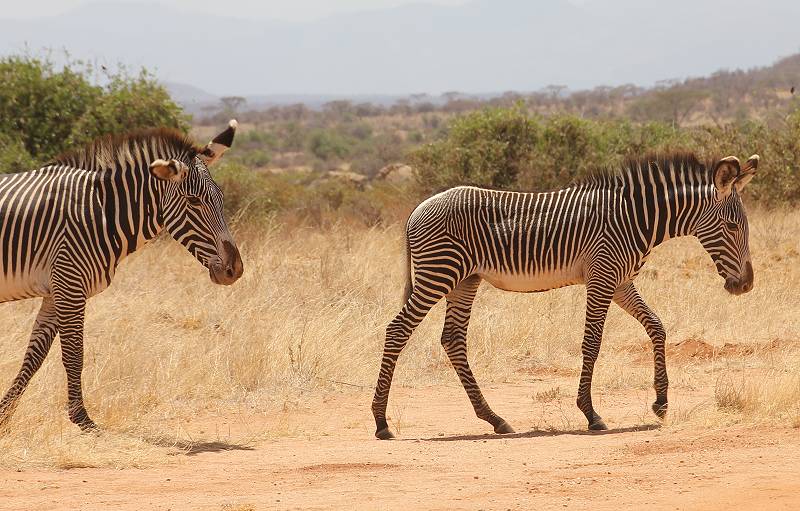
<box><xmin>712</xmin><ymin>156</ymin><xmax>740</xmax><ymax>199</ymax></box>
<box><xmin>199</xmin><ymin>119</ymin><xmax>238</xmax><ymax>166</ymax></box>
<box><xmin>734</xmin><ymin>154</ymin><xmax>759</xmax><ymax>192</ymax></box>
<box><xmin>150</xmin><ymin>159</ymin><xmax>189</xmax><ymax>182</ymax></box>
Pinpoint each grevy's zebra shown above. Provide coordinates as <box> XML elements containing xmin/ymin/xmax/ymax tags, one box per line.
<box><xmin>372</xmin><ymin>152</ymin><xmax>759</xmax><ymax>439</ymax></box>
<box><xmin>0</xmin><ymin>121</ymin><xmax>243</xmax><ymax>430</ymax></box>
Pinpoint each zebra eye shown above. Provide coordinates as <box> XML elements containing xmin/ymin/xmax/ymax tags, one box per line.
<box><xmin>186</xmin><ymin>196</ymin><xmax>202</xmax><ymax>207</ymax></box>
<box><xmin>725</xmin><ymin>221</ymin><xmax>738</xmax><ymax>231</ymax></box>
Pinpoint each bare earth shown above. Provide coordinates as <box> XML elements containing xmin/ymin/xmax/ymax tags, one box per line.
<box><xmin>1</xmin><ymin>382</ymin><xmax>798</xmax><ymax>511</ymax></box>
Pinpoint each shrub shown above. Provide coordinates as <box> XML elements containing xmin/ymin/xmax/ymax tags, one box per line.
<box><xmin>308</xmin><ymin>129</ymin><xmax>352</xmax><ymax>162</ymax></box>
<box><xmin>410</xmin><ymin>106</ymin><xmax>800</xmax><ymax>204</ymax></box>
<box><xmin>0</xmin><ymin>54</ymin><xmax>187</xmax><ymax>171</ymax></box>
<box><xmin>411</xmin><ymin>106</ymin><xmax>538</xmax><ymax>191</ymax></box>
<box><xmin>67</xmin><ymin>68</ymin><xmax>189</xmax><ymax>147</ymax></box>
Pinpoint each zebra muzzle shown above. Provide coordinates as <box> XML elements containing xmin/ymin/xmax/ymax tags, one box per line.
<box><xmin>209</xmin><ymin>239</ymin><xmax>244</xmax><ymax>285</ymax></box>
<box><xmin>724</xmin><ymin>261</ymin><xmax>753</xmax><ymax>296</ymax></box>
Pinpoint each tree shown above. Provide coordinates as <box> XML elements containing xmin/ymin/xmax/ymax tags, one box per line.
<box><xmin>627</xmin><ymin>86</ymin><xmax>709</xmax><ymax>126</ymax></box>
<box><xmin>219</xmin><ymin>96</ymin><xmax>247</xmax><ymax>118</ymax></box>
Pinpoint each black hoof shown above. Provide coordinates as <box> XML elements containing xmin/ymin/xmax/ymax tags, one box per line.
<box><xmin>375</xmin><ymin>427</ymin><xmax>395</xmax><ymax>440</ymax></box>
<box><xmin>588</xmin><ymin>420</ymin><xmax>608</xmax><ymax>431</ymax></box>
<box><xmin>493</xmin><ymin>420</ymin><xmax>515</xmax><ymax>434</ymax></box>
<box><xmin>78</xmin><ymin>419</ymin><xmax>98</xmax><ymax>432</ymax></box>
<box><xmin>652</xmin><ymin>401</ymin><xmax>668</xmax><ymax>419</ymax></box>
<box><xmin>70</xmin><ymin>409</ymin><xmax>97</xmax><ymax>432</ymax></box>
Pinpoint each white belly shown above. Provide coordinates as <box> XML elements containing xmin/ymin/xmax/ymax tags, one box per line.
<box><xmin>0</xmin><ymin>269</ymin><xmax>50</xmax><ymax>303</ymax></box>
<box><xmin>479</xmin><ymin>265</ymin><xmax>585</xmax><ymax>292</ymax></box>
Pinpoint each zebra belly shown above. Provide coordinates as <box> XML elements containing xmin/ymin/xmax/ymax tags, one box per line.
<box><xmin>0</xmin><ymin>269</ymin><xmax>50</xmax><ymax>302</ymax></box>
<box><xmin>479</xmin><ymin>265</ymin><xmax>585</xmax><ymax>293</ymax></box>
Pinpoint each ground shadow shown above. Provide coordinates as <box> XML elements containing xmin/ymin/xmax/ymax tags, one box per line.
<box><xmin>416</xmin><ymin>423</ymin><xmax>661</xmax><ymax>442</ymax></box>
<box><xmin>140</xmin><ymin>436</ymin><xmax>256</xmax><ymax>455</ymax></box>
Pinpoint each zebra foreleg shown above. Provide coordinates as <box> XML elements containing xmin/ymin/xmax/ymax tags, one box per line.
<box><xmin>441</xmin><ymin>275</ymin><xmax>513</xmax><ymax>434</ymax></box>
<box><xmin>372</xmin><ymin>288</ymin><xmax>443</xmax><ymax>440</ymax></box>
<box><xmin>577</xmin><ymin>284</ymin><xmax>613</xmax><ymax>431</ymax></box>
<box><xmin>0</xmin><ymin>298</ymin><xmax>58</xmax><ymax>429</ymax></box>
<box><xmin>55</xmin><ymin>298</ymin><xmax>96</xmax><ymax>431</ymax></box>
<box><xmin>613</xmin><ymin>281</ymin><xmax>668</xmax><ymax>419</ymax></box>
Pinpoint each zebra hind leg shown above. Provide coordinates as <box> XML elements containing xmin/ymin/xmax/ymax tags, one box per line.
<box><xmin>56</xmin><ymin>298</ymin><xmax>96</xmax><ymax>431</ymax></box>
<box><xmin>372</xmin><ymin>286</ymin><xmax>446</xmax><ymax>440</ymax></box>
<box><xmin>613</xmin><ymin>281</ymin><xmax>668</xmax><ymax>420</ymax></box>
<box><xmin>0</xmin><ymin>298</ymin><xmax>59</xmax><ymax>430</ymax></box>
<box><xmin>441</xmin><ymin>275</ymin><xmax>513</xmax><ymax>435</ymax></box>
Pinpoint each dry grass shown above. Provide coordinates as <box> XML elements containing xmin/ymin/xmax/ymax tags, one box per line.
<box><xmin>0</xmin><ymin>208</ymin><xmax>798</xmax><ymax>468</ymax></box>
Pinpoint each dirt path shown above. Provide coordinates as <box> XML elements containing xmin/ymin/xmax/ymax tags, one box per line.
<box><xmin>1</xmin><ymin>384</ymin><xmax>798</xmax><ymax>510</ymax></box>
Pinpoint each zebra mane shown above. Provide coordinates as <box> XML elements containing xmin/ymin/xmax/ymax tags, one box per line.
<box><xmin>52</xmin><ymin>128</ymin><xmax>202</xmax><ymax>171</ymax></box>
<box><xmin>580</xmin><ymin>151</ymin><xmax>714</xmax><ymax>188</ymax></box>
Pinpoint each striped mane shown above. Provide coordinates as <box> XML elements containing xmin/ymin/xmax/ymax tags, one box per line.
<box><xmin>52</xmin><ymin>128</ymin><xmax>202</xmax><ymax>171</ymax></box>
<box><xmin>581</xmin><ymin>151</ymin><xmax>714</xmax><ymax>188</ymax></box>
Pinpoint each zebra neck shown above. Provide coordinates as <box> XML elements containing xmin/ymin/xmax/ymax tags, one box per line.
<box><xmin>637</xmin><ymin>182</ymin><xmax>715</xmax><ymax>250</ymax></box>
<box><xmin>96</xmin><ymin>166</ymin><xmax>165</xmax><ymax>260</ymax></box>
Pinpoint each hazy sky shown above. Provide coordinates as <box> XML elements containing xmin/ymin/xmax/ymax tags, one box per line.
<box><xmin>1</xmin><ymin>0</ymin><xmax>797</xmax><ymax>96</ymax></box>
<box><xmin>1</xmin><ymin>0</ymin><xmax>473</xmax><ymax>21</ymax></box>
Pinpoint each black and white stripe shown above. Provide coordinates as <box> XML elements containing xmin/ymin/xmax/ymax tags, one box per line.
<box><xmin>0</xmin><ymin>121</ymin><xmax>243</xmax><ymax>430</ymax></box>
<box><xmin>372</xmin><ymin>152</ymin><xmax>759</xmax><ymax>439</ymax></box>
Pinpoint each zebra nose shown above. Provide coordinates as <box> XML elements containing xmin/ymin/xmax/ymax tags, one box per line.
<box><xmin>220</xmin><ymin>239</ymin><xmax>243</xmax><ymax>280</ymax></box>
<box><xmin>741</xmin><ymin>261</ymin><xmax>753</xmax><ymax>293</ymax></box>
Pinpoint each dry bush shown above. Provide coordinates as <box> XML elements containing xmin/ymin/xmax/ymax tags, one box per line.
<box><xmin>0</xmin><ymin>207</ymin><xmax>798</xmax><ymax>468</ymax></box>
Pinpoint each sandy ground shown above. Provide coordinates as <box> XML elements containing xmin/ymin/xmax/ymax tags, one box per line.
<box><xmin>1</xmin><ymin>381</ymin><xmax>798</xmax><ymax>511</ymax></box>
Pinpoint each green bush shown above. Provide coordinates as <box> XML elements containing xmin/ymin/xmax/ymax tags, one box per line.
<box><xmin>410</xmin><ymin>106</ymin><xmax>800</xmax><ymax>203</ymax></box>
<box><xmin>411</xmin><ymin>106</ymin><xmax>538</xmax><ymax>191</ymax></box>
<box><xmin>308</xmin><ymin>129</ymin><xmax>353</xmax><ymax>161</ymax></box>
<box><xmin>0</xmin><ymin>132</ymin><xmax>36</xmax><ymax>174</ymax></box>
<box><xmin>67</xmin><ymin>69</ymin><xmax>189</xmax><ymax>147</ymax></box>
<box><xmin>0</xmin><ymin>55</ymin><xmax>187</xmax><ymax>171</ymax></box>
<box><xmin>0</xmin><ymin>56</ymin><xmax>100</xmax><ymax>161</ymax></box>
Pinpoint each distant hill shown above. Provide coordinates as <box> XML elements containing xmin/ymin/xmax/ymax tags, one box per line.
<box><xmin>192</xmin><ymin>52</ymin><xmax>800</xmax><ymax>127</ymax></box>
<box><xmin>1</xmin><ymin>0</ymin><xmax>798</xmax><ymax>97</ymax></box>
<box><xmin>163</xmin><ymin>82</ymin><xmax>219</xmax><ymax>106</ymax></box>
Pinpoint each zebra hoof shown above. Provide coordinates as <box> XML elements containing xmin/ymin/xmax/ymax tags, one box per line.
<box><xmin>493</xmin><ymin>421</ymin><xmax>515</xmax><ymax>434</ymax></box>
<box><xmin>652</xmin><ymin>401</ymin><xmax>668</xmax><ymax>419</ymax></box>
<box><xmin>79</xmin><ymin>420</ymin><xmax>98</xmax><ymax>432</ymax></box>
<box><xmin>588</xmin><ymin>420</ymin><xmax>608</xmax><ymax>431</ymax></box>
<box><xmin>375</xmin><ymin>427</ymin><xmax>395</xmax><ymax>440</ymax></box>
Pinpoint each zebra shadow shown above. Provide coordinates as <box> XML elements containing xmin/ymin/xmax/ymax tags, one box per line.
<box><xmin>416</xmin><ymin>423</ymin><xmax>661</xmax><ymax>442</ymax></box>
<box><xmin>139</xmin><ymin>437</ymin><xmax>256</xmax><ymax>456</ymax></box>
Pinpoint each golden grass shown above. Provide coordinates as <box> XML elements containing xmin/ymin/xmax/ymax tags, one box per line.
<box><xmin>0</xmin><ymin>208</ymin><xmax>798</xmax><ymax>468</ymax></box>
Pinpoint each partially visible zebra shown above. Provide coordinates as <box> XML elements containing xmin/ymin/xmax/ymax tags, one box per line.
<box><xmin>0</xmin><ymin>121</ymin><xmax>243</xmax><ymax>430</ymax></box>
<box><xmin>372</xmin><ymin>152</ymin><xmax>759</xmax><ymax>439</ymax></box>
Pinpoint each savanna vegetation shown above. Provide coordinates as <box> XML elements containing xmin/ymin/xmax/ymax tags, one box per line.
<box><xmin>0</xmin><ymin>51</ymin><xmax>799</xmax><ymax>476</ymax></box>
<box><xmin>196</xmin><ymin>54</ymin><xmax>800</xmax><ymax>224</ymax></box>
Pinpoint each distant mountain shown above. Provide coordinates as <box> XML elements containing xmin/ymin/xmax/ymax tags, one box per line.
<box><xmin>163</xmin><ymin>82</ymin><xmax>219</xmax><ymax>107</ymax></box>
<box><xmin>1</xmin><ymin>0</ymin><xmax>798</xmax><ymax>96</ymax></box>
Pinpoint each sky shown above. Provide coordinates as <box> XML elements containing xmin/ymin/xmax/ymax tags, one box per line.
<box><xmin>0</xmin><ymin>0</ymin><xmax>472</xmax><ymax>21</ymax></box>
<box><xmin>0</xmin><ymin>0</ymin><xmax>797</xmax><ymax>97</ymax></box>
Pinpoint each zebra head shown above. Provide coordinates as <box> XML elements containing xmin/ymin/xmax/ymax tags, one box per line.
<box><xmin>149</xmin><ymin>120</ymin><xmax>244</xmax><ymax>286</ymax></box>
<box><xmin>695</xmin><ymin>154</ymin><xmax>760</xmax><ymax>296</ymax></box>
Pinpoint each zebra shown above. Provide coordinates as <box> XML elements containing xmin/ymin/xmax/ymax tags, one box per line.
<box><xmin>371</xmin><ymin>152</ymin><xmax>759</xmax><ymax>439</ymax></box>
<box><xmin>0</xmin><ymin>121</ymin><xmax>243</xmax><ymax>430</ymax></box>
